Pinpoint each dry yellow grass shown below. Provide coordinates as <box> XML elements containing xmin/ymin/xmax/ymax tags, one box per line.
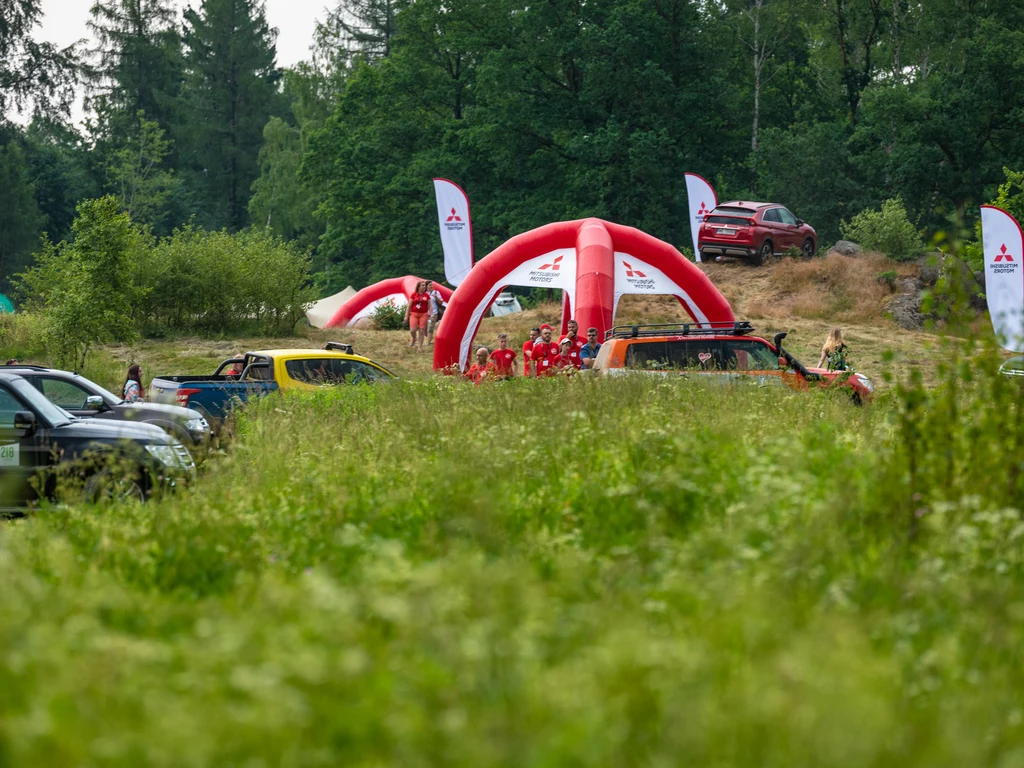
<box><xmin>78</xmin><ymin>254</ymin><xmax>960</xmax><ymax>391</ymax></box>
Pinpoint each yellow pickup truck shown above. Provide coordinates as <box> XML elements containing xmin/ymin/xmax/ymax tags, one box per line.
<box><xmin>149</xmin><ymin>343</ymin><xmax>396</xmax><ymax>426</ymax></box>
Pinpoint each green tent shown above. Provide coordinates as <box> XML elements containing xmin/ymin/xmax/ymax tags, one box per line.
<box><xmin>0</xmin><ymin>294</ymin><xmax>12</xmax><ymax>314</ymax></box>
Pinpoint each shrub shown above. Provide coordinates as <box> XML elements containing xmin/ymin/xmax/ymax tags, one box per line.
<box><xmin>369</xmin><ymin>297</ymin><xmax>406</xmax><ymax>330</ymax></box>
<box><xmin>840</xmin><ymin>197</ymin><xmax>925</xmax><ymax>262</ymax></box>
<box><xmin>876</xmin><ymin>270</ymin><xmax>898</xmax><ymax>291</ymax></box>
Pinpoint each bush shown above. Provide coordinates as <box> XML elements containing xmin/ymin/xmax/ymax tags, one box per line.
<box><xmin>840</xmin><ymin>197</ymin><xmax>925</xmax><ymax>262</ymax></box>
<box><xmin>876</xmin><ymin>270</ymin><xmax>898</xmax><ymax>291</ymax></box>
<box><xmin>369</xmin><ymin>297</ymin><xmax>407</xmax><ymax>330</ymax></box>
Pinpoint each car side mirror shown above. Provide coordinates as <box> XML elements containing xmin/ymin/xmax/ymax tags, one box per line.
<box><xmin>778</xmin><ymin>356</ymin><xmax>788</xmax><ymax>370</ymax></box>
<box><xmin>795</xmin><ymin>219</ymin><xmax>804</xmax><ymax>226</ymax></box>
<box><xmin>85</xmin><ymin>395</ymin><xmax>105</xmax><ymax>411</ymax></box>
<box><xmin>14</xmin><ymin>410</ymin><xmax>36</xmax><ymax>432</ymax></box>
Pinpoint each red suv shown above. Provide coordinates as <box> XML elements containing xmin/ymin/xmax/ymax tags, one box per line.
<box><xmin>698</xmin><ymin>201</ymin><xmax>816</xmax><ymax>265</ymax></box>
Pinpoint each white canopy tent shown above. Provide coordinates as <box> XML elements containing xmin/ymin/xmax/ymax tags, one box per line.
<box><xmin>305</xmin><ymin>286</ymin><xmax>358</xmax><ymax>329</ymax></box>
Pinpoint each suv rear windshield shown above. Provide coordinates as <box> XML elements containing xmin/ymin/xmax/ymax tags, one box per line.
<box><xmin>625</xmin><ymin>340</ymin><xmax>778</xmax><ymax>371</ymax></box>
<box><xmin>285</xmin><ymin>358</ymin><xmax>390</xmax><ymax>384</ymax></box>
<box><xmin>706</xmin><ymin>206</ymin><xmax>755</xmax><ymax>226</ymax></box>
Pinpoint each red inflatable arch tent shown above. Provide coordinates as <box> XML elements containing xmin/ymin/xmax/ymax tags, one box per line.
<box><xmin>325</xmin><ymin>275</ymin><xmax>453</xmax><ymax>329</ymax></box>
<box><xmin>433</xmin><ymin>218</ymin><xmax>734</xmax><ymax>371</ymax></box>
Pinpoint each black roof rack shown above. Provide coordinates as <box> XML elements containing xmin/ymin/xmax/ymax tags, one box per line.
<box><xmin>324</xmin><ymin>341</ymin><xmax>354</xmax><ymax>354</ymax></box>
<box><xmin>604</xmin><ymin>321</ymin><xmax>756</xmax><ymax>341</ymax></box>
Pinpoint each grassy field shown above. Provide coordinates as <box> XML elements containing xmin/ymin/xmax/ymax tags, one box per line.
<box><xmin>1</xmin><ymin>338</ymin><xmax>1023</xmax><ymax>764</ymax></box>
<box><xmin>2</xmin><ymin>256</ymin><xmax>1021</xmax><ymax>764</ymax></box>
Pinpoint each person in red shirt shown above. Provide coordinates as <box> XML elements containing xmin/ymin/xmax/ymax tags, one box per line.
<box><xmin>553</xmin><ymin>338</ymin><xmax>578</xmax><ymax>375</ymax></box>
<box><xmin>522</xmin><ymin>327</ymin><xmax>540</xmax><ymax>377</ymax></box>
<box><xmin>465</xmin><ymin>347</ymin><xmax>497</xmax><ymax>386</ymax></box>
<box><xmin>403</xmin><ymin>280</ymin><xmax>431</xmax><ymax>352</ymax></box>
<box><xmin>532</xmin><ymin>325</ymin><xmax>559</xmax><ymax>377</ymax></box>
<box><xmin>565</xmin><ymin>319</ymin><xmax>585</xmax><ymax>352</ymax></box>
<box><xmin>558</xmin><ymin>336</ymin><xmax>582</xmax><ymax>369</ymax></box>
<box><xmin>489</xmin><ymin>333</ymin><xmax>517</xmax><ymax>379</ymax></box>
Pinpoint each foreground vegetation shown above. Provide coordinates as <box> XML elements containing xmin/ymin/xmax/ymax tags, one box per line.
<box><xmin>0</xmin><ymin>342</ymin><xmax>1021</xmax><ymax>764</ymax></box>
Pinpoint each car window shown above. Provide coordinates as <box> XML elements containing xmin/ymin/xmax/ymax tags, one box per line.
<box><xmin>777</xmin><ymin>208</ymin><xmax>798</xmax><ymax>225</ymax></box>
<box><xmin>721</xmin><ymin>341</ymin><xmax>780</xmax><ymax>371</ymax></box>
<box><xmin>285</xmin><ymin>358</ymin><xmax>390</xmax><ymax>384</ymax></box>
<box><xmin>763</xmin><ymin>208</ymin><xmax>780</xmax><ymax>223</ymax></box>
<box><xmin>706</xmin><ymin>215</ymin><xmax>750</xmax><ymax>226</ymax></box>
<box><xmin>242</xmin><ymin>358</ymin><xmax>273</xmax><ymax>381</ymax></box>
<box><xmin>0</xmin><ymin>385</ymin><xmax>22</xmax><ymax>428</ymax></box>
<box><xmin>39</xmin><ymin>377</ymin><xmax>91</xmax><ymax>409</ymax></box>
<box><xmin>625</xmin><ymin>341</ymin><xmax>723</xmax><ymax>370</ymax></box>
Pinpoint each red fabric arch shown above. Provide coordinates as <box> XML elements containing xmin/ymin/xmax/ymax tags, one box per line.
<box><xmin>434</xmin><ymin>219</ymin><xmax>734</xmax><ymax>371</ymax></box>
<box><xmin>325</xmin><ymin>276</ymin><xmax>453</xmax><ymax>329</ymax></box>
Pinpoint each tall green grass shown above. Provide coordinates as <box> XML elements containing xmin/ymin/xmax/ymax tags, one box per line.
<box><xmin>1</xmin><ymin>351</ymin><xmax>1022</xmax><ymax>765</ymax></box>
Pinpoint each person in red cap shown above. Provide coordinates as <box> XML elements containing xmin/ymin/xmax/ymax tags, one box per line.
<box><xmin>532</xmin><ymin>325</ymin><xmax>558</xmax><ymax>377</ymax></box>
<box><xmin>489</xmin><ymin>333</ymin><xmax>517</xmax><ymax>379</ymax></box>
<box><xmin>522</xmin><ymin>327</ymin><xmax>540</xmax><ymax>377</ymax></box>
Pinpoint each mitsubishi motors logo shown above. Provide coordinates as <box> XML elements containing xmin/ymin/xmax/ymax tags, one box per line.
<box><xmin>991</xmin><ymin>243</ymin><xmax>1020</xmax><ymax>275</ymax></box>
<box><xmin>623</xmin><ymin>261</ymin><xmax>646</xmax><ymax>278</ymax></box>
<box><xmin>538</xmin><ymin>255</ymin><xmax>563</xmax><ymax>271</ymax></box>
<box><xmin>697</xmin><ymin>201</ymin><xmax>710</xmax><ymax>217</ymax></box>
<box><xmin>444</xmin><ymin>207</ymin><xmax>466</xmax><ymax>232</ymax></box>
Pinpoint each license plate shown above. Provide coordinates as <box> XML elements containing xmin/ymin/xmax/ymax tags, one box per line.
<box><xmin>716</xmin><ymin>228</ymin><xmax>735</xmax><ymax>235</ymax></box>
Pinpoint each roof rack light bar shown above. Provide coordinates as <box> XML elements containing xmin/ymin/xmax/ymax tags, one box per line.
<box><xmin>604</xmin><ymin>321</ymin><xmax>755</xmax><ymax>341</ymax></box>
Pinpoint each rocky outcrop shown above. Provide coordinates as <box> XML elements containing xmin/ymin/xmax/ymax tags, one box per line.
<box><xmin>887</xmin><ymin>292</ymin><xmax>924</xmax><ymax>330</ymax></box>
<box><xmin>829</xmin><ymin>240</ymin><xmax>863</xmax><ymax>256</ymax></box>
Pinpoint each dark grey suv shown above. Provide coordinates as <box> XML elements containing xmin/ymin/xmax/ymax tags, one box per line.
<box><xmin>0</xmin><ymin>365</ymin><xmax>211</xmax><ymax>461</ymax></box>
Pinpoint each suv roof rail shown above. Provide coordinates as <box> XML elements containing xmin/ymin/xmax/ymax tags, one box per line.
<box><xmin>324</xmin><ymin>341</ymin><xmax>354</xmax><ymax>354</ymax></box>
<box><xmin>0</xmin><ymin>364</ymin><xmax>50</xmax><ymax>371</ymax></box>
<box><xmin>603</xmin><ymin>321</ymin><xmax>756</xmax><ymax>341</ymax></box>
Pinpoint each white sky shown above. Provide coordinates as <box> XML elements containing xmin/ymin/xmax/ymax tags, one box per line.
<box><xmin>38</xmin><ymin>0</ymin><xmax>330</xmax><ymax>68</ymax></box>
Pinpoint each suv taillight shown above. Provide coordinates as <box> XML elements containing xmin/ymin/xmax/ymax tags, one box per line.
<box><xmin>176</xmin><ymin>388</ymin><xmax>201</xmax><ymax>407</ymax></box>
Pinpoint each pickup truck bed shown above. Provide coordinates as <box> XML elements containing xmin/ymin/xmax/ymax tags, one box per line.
<box><xmin>149</xmin><ymin>375</ymin><xmax>277</xmax><ymax>429</ymax></box>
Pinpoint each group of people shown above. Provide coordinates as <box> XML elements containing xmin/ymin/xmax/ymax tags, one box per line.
<box><xmin>404</xmin><ymin>280</ymin><xmax>446</xmax><ymax>352</ymax></box>
<box><xmin>464</xmin><ymin>320</ymin><xmax>603</xmax><ymax>384</ymax></box>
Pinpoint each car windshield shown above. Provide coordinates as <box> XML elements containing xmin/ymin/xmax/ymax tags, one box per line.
<box><xmin>285</xmin><ymin>358</ymin><xmax>392</xmax><ymax>384</ymax></box>
<box><xmin>9</xmin><ymin>377</ymin><xmax>74</xmax><ymax>426</ymax></box>
<box><xmin>625</xmin><ymin>339</ymin><xmax>779</xmax><ymax>371</ymax></box>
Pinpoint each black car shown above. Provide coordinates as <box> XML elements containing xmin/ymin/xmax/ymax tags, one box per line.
<box><xmin>1</xmin><ymin>365</ymin><xmax>211</xmax><ymax>461</ymax></box>
<box><xmin>0</xmin><ymin>372</ymin><xmax>195</xmax><ymax>510</ymax></box>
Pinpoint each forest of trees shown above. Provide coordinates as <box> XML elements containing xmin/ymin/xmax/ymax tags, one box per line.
<box><xmin>1</xmin><ymin>0</ymin><xmax>1023</xmax><ymax>296</ymax></box>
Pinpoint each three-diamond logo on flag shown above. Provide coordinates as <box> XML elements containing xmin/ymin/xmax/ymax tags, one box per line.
<box><xmin>446</xmin><ymin>207</ymin><xmax>462</xmax><ymax>223</ymax></box>
<box><xmin>995</xmin><ymin>244</ymin><xmax>1015</xmax><ymax>262</ymax></box>
<box><xmin>538</xmin><ymin>255</ymin><xmax>563</xmax><ymax>271</ymax></box>
<box><xmin>623</xmin><ymin>261</ymin><xmax>646</xmax><ymax>278</ymax></box>
<box><xmin>697</xmin><ymin>201</ymin><xmax>709</xmax><ymax>217</ymax></box>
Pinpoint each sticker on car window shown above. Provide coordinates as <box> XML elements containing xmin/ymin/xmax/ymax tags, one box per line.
<box><xmin>0</xmin><ymin>441</ymin><xmax>19</xmax><ymax>466</ymax></box>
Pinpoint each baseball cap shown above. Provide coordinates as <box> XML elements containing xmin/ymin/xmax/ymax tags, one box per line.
<box><xmin>559</xmin><ymin>337</ymin><xmax>571</xmax><ymax>347</ymax></box>
<box><xmin>539</xmin><ymin>323</ymin><xmax>553</xmax><ymax>331</ymax></box>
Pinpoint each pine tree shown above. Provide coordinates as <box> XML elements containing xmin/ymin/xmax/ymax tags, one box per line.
<box><xmin>87</xmin><ymin>0</ymin><xmax>183</xmax><ymax>132</ymax></box>
<box><xmin>177</xmin><ymin>0</ymin><xmax>283</xmax><ymax>231</ymax></box>
<box><xmin>315</xmin><ymin>0</ymin><xmax>408</xmax><ymax>71</ymax></box>
<box><xmin>0</xmin><ymin>0</ymin><xmax>79</xmax><ymax>119</ymax></box>
<box><xmin>0</xmin><ymin>139</ymin><xmax>44</xmax><ymax>291</ymax></box>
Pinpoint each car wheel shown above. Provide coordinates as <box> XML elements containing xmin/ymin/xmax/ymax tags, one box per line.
<box><xmin>85</xmin><ymin>468</ymin><xmax>147</xmax><ymax>503</ymax></box>
<box><xmin>802</xmin><ymin>238</ymin><xmax>816</xmax><ymax>259</ymax></box>
<box><xmin>757</xmin><ymin>241</ymin><xmax>773</xmax><ymax>265</ymax></box>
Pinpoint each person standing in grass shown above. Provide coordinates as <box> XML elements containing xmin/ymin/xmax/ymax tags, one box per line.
<box><xmin>553</xmin><ymin>338</ymin><xmax>577</xmax><ymax>375</ymax></box>
<box><xmin>558</xmin><ymin>336</ymin><xmax>582</xmax><ymax>369</ymax></box>
<box><xmin>122</xmin><ymin>364</ymin><xmax>145</xmax><ymax>402</ymax></box>
<box><xmin>532</xmin><ymin>325</ymin><xmax>558</xmax><ymax>377</ymax></box>
<box><xmin>522</xmin><ymin>327</ymin><xmax>540</xmax><ymax>376</ymax></box>
<box><xmin>579</xmin><ymin>327</ymin><xmax>602</xmax><ymax>369</ymax></box>
<box><xmin>817</xmin><ymin>328</ymin><xmax>851</xmax><ymax>371</ymax></box>
<box><xmin>565</xmin><ymin>319</ymin><xmax>584</xmax><ymax>352</ymax></box>
<box><xmin>489</xmin><ymin>334</ymin><xmax>517</xmax><ymax>379</ymax></box>
<box><xmin>404</xmin><ymin>281</ymin><xmax>431</xmax><ymax>352</ymax></box>
<box><xmin>465</xmin><ymin>347</ymin><xmax>496</xmax><ymax>385</ymax></box>
<box><xmin>426</xmin><ymin>281</ymin><xmax>446</xmax><ymax>345</ymax></box>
